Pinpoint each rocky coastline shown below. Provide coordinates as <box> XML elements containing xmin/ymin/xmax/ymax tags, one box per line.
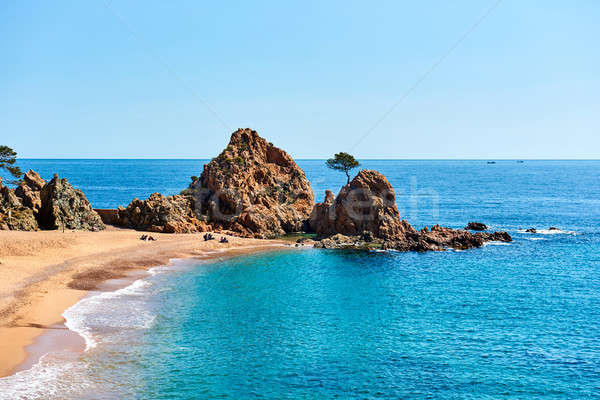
<box><xmin>2</xmin><ymin>128</ymin><xmax>513</xmax><ymax>251</ymax></box>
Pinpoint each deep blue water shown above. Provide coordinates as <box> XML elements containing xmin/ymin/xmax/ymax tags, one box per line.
<box><xmin>1</xmin><ymin>160</ymin><xmax>599</xmax><ymax>399</ymax></box>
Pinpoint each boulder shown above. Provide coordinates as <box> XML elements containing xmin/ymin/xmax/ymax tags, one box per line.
<box><xmin>0</xmin><ymin>178</ymin><xmax>38</xmax><ymax>231</ymax></box>
<box><xmin>187</xmin><ymin>128</ymin><xmax>314</xmax><ymax>238</ymax></box>
<box><xmin>465</xmin><ymin>222</ymin><xmax>488</xmax><ymax>231</ymax></box>
<box><xmin>117</xmin><ymin>193</ymin><xmax>208</xmax><ymax>233</ymax></box>
<box><xmin>525</xmin><ymin>228</ymin><xmax>537</xmax><ymax>233</ymax></box>
<box><xmin>38</xmin><ymin>174</ymin><xmax>105</xmax><ymax>231</ymax></box>
<box><xmin>15</xmin><ymin>170</ymin><xmax>45</xmax><ymax>213</ymax></box>
<box><xmin>310</xmin><ymin>169</ymin><xmax>416</xmax><ymax>240</ymax></box>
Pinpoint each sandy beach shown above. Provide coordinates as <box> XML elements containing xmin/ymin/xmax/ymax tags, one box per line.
<box><xmin>0</xmin><ymin>227</ymin><xmax>286</xmax><ymax>378</ymax></box>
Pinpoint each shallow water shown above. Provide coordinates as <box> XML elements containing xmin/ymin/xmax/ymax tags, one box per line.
<box><xmin>1</xmin><ymin>160</ymin><xmax>599</xmax><ymax>399</ymax></box>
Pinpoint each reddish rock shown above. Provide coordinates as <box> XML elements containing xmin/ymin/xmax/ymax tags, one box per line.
<box><xmin>310</xmin><ymin>170</ymin><xmax>416</xmax><ymax>240</ymax></box>
<box><xmin>15</xmin><ymin>170</ymin><xmax>46</xmax><ymax>213</ymax></box>
<box><xmin>311</xmin><ymin>170</ymin><xmax>512</xmax><ymax>251</ymax></box>
<box><xmin>117</xmin><ymin>193</ymin><xmax>208</xmax><ymax>233</ymax></box>
<box><xmin>187</xmin><ymin>128</ymin><xmax>314</xmax><ymax>238</ymax></box>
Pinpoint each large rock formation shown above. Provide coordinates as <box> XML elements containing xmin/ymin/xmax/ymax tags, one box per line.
<box><xmin>117</xmin><ymin>193</ymin><xmax>208</xmax><ymax>233</ymax></box>
<box><xmin>38</xmin><ymin>174</ymin><xmax>105</xmax><ymax>231</ymax></box>
<box><xmin>311</xmin><ymin>170</ymin><xmax>512</xmax><ymax>251</ymax></box>
<box><xmin>186</xmin><ymin>128</ymin><xmax>314</xmax><ymax>238</ymax></box>
<box><xmin>0</xmin><ymin>178</ymin><xmax>38</xmax><ymax>231</ymax></box>
<box><xmin>310</xmin><ymin>170</ymin><xmax>415</xmax><ymax>239</ymax></box>
<box><xmin>15</xmin><ymin>170</ymin><xmax>45</xmax><ymax>213</ymax></box>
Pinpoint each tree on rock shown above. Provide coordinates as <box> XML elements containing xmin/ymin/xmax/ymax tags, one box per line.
<box><xmin>0</xmin><ymin>146</ymin><xmax>22</xmax><ymax>184</ymax></box>
<box><xmin>326</xmin><ymin>152</ymin><xmax>360</xmax><ymax>184</ymax></box>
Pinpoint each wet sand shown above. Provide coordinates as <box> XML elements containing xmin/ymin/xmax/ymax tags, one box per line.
<box><xmin>0</xmin><ymin>227</ymin><xmax>287</xmax><ymax>377</ymax></box>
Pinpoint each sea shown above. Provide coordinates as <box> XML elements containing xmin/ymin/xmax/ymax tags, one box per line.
<box><xmin>1</xmin><ymin>160</ymin><xmax>599</xmax><ymax>399</ymax></box>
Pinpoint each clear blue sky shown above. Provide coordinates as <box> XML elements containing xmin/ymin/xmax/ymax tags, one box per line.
<box><xmin>1</xmin><ymin>0</ymin><xmax>598</xmax><ymax>159</ymax></box>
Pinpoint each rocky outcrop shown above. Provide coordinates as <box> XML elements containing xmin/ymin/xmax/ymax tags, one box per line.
<box><xmin>186</xmin><ymin>128</ymin><xmax>314</xmax><ymax>238</ymax></box>
<box><xmin>313</xmin><ymin>233</ymin><xmax>383</xmax><ymax>250</ymax></box>
<box><xmin>310</xmin><ymin>170</ymin><xmax>415</xmax><ymax>239</ymax></box>
<box><xmin>380</xmin><ymin>225</ymin><xmax>512</xmax><ymax>252</ymax></box>
<box><xmin>15</xmin><ymin>170</ymin><xmax>45</xmax><ymax>213</ymax></box>
<box><xmin>478</xmin><ymin>231</ymin><xmax>512</xmax><ymax>242</ymax></box>
<box><xmin>311</xmin><ymin>170</ymin><xmax>512</xmax><ymax>252</ymax></box>
<box><xmin>465</xmin><ymin>222</ymin><xmax>487</xmax><ymax>231</ymax></box>
<box><xmin>38</xmin><ymin>174</ymin><xmax>105</xmax><ymax>231</ymax></box>
<box><xmin>117</xmin><ymin>193</ymin><xmax>209</xmax><ymax>233</ymax></box>
<box><xmin>0</xmin><ymin>178</ymin><xmax>38</xmax><ymax>231</ymax></box>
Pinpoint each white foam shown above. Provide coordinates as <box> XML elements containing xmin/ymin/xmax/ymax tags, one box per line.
<box><xmin>63</xmin><ymin>277</ymin><xmax>156</xmax><ymax>351</ymax></box>
<box><xmin>519</xmin><ymin>228</ymin><xmax>576</xmax><ymax>235</ymax></box>
<box><xmin>483</xmin><ymin>241</ymin><xmax>511</xmax><ymax>247</ymax></box>
<box><xmin>0</xmin><ymin>351</ymin><xmax>92</xmax><ymax>399</ymax></box>
<box><xmin>536</xmin><ymin>229</ymin><xmax>576</xmax><ymax>235</ymax></box>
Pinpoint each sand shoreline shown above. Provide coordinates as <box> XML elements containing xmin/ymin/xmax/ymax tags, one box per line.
<box><xmin>0</xmin><ymin>227</ymin><xmax>289</xmax><ymax>378</ymax></box>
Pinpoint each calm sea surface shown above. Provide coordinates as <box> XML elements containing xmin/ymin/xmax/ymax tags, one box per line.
<box><xmin>1</xmin><ymin>160</ymin><xmax>599</xmax><ymax>399</ymax></box>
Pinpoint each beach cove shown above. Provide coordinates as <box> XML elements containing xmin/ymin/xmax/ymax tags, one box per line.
<box><xmin>0</xmin><ymin>227</ymin><xmax>288</xmax><ymax>378</ymax></box>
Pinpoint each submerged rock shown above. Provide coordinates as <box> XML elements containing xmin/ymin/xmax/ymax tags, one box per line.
<box><xmin>187</xmin><ymin>128</ymin><xmax>314</xmax><ymax>238</ymax></box>
<box><xmin>0</xmin><ymin>178</ymin><xmax>38</xmax><ymax>231</ymax></box>
<box><xmin>38</xmin><ymin>174</ymin><xmax>105</xmax><ymax>231</ymax></box>
<box><xmin>117</xmin><ymin>193</ymin><xmax>208</xmax><ymax>233</ymax></box>
<box><xmin>465</xmin><ymin>222</ymin><xmax>488</xmax><ymax>231</ymax></box>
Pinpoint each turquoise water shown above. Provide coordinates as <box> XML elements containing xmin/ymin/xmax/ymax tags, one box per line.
<box><xmin>1</xmin><ymin>160</ymin><xmax>599</xmax><ymax>399</ymax></box>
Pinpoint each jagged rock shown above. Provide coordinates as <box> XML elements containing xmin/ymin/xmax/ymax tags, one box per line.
<box><xmin>310</xmin><ymin>170</ymin><xmax>416</xmax><ymax>240</ymax></box>
<box><xmin>311</xmin><ymin>170</ymin><xmax>512</xmax><ymax>252</ymax></box>
<box><xmin>313</xmin><ymin>233</ymin><xmax>383</xmax><ymax>250</ymax></box>
<box><xmin>380</xmin><ymin>225</ymin><xmax>512</xmax><ymax>252</ymax></box>
<box><xmin>309</xmin><ymin>190</ymin><xmax>335</xmax><ymax>235</ymax></box>
<box><xmin>424</xmin><ymin>225</ymin><xmax>485</xmax><ymax>250</ymax></box>
<box><xmin>187</xmin><ymin>128</ymin><xmax>314</xmax><ymax>238</ymax></box>
<box><xmin>465</xmin><ymin>222</ymin><xmax>488</xmax><ymax>231</ymax></box>
<box><xmin>0</xmin><ymin>178</ymin><xmax>39</xmax><ymax>231</ymax></box>
<box><xmin>117</xmin><ymin>193</ymin><xmax>208</xmax><ymax>233</ymax></box>
<box><xmin>15</xmin><ymin>170</ymin><xmax>45</xmax><ymax>213</ymax></box>
<box><xmin>525</xmin><ymin>228</ymin><xmax>537</xmax><ymax>233</ymax></box>
<box><xmin>39</xmin><ymin>174</ymin><xmax>105</xmax><ymax>231</ymax></box>
<box><xmin>477</xmin><ymin>231</ymin><xmax>512</xmax><ymax>242</ymax></box>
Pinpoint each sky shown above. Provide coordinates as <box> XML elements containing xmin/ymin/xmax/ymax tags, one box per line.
<box><xmin>1</xmin><ymin>0</ymin><xmax>598</xmax><ymax>159</ymax></box>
